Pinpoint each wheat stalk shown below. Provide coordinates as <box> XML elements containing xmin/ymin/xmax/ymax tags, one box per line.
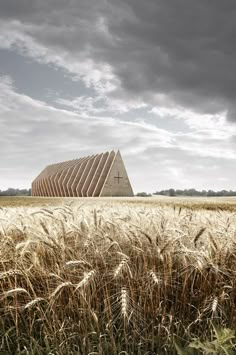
<box><xmin>114</xmin><ymin>259</ymin><xmax>126</xmax><ymax>278</ymax></box>
<box><xmin>149</xmin><ymin>271</ymin><xmax>160</xmax><ymax>285</ymax></box>
<box><xmin>75</xmin><ymin>270</ymin><xmax>96</xmax><ymax>290</ymax></box>
<box><xmin>24</xmin><ymin>297</ymin><xmax>46</xmax><ymax>310</ymax></box>
<box><xmin>120</xmin><ymin>287</ymin><xmax>128</xmax><ymax>319</ymax></box>
<box><xmin>50</xmin><ymin>281</ymin><xmax>73</xmax><ymax>299</ymax></box>
<box><xmin>212</xmin><ymin>296</ymin><xmax>218</xmax><ymax>313</ymax></box>
<box><xmin>194</xmin><ymin>227</ymin><xmax>206</xmax><ymax>246</ymax></box>
<box><xmin>0</xmin><ymin>270</ymin><xmax>23</xmax><ymax>279</ymax></box>
<box><xmin>2</xmin><ymin>288</ymin><xmax>29</xmax><ymax>298</ymax></box>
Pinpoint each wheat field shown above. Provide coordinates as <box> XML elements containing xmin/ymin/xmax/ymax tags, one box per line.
<box><xmin>0</xmin><ymin>196</ymin><xmax>236</xmax><ymax>354</ymax></box>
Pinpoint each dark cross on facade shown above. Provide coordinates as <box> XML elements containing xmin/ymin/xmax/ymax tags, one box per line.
<box><xmin>114</xmin><ymin>171</ymin><xmax>123</xmax><ymax>184</ymax></box>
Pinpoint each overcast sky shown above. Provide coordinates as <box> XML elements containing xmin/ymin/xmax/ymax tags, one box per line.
<box><xmin>0</xmin><ymin>0</ymin><xmax>236</xmax><ymax>193</ymax></box>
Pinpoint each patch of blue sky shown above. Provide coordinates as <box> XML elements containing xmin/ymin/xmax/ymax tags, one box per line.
<box><xmin>107</xmin><ymin>106</ymin><xmax>190</xmax><ymax>133</ymax></box>
<box><xmin>0</xmin><ymin>48</ymin><xmax>94</xmax><ymax>103</ymax></box>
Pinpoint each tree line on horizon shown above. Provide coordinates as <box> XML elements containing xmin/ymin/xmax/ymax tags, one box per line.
<box><xmin>138</xmin><ymin>188</ymin><xmax>236</xmax><ymax>197</ymax></box>
<box><xmin>1</xmin><ymin>187</ymin><xmax>236</xmax><ymax>197</ymax></box>
<box><xmin>0</xmin><ymin>188</ymin><xmax>31</xmax><ymax>196</ymax></box>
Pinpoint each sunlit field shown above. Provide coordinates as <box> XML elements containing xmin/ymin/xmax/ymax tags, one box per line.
<box><xmin>0</xmin><ymin>196</ymin><xmax>236</xmax><ymax>354</ymax></box>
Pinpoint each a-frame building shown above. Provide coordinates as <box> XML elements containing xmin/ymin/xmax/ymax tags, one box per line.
<box><xmin>31</xmin><ymin>150</ymin><xmax>134</xmax><ymax>197</ymax></box>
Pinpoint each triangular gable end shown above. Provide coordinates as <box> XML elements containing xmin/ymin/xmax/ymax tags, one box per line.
<box><xmin>100</xmin><ymin>150</ymin><xmax>134</xmax><ymax>197</ymax></box>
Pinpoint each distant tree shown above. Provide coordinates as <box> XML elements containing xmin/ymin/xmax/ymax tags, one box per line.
<box><xmin>136</xmin><ymin>192</ymin><xmax>152</xmax><ymax>197</ymax></box>
<box><xmin>169</xmin><ymin>189</ymin><xmax>176</xmax><ymax>197</ymax></box>
<box><xmin>207</xmin><ymin>190</ymin><xmax>216</xmax><ymax>197</ymax></box>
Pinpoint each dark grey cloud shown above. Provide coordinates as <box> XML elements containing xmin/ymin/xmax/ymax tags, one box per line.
<box><xmin>0</xmin><ymin>0</ymin><xmax>35</xmax><ymax>18</ymax></box>
<box><xmin>0</xmin><ymin>0</ymin><xmax>236</xmax><ymax>119</ymax></box>
<box><xmin>107</xmin><ymin>0</ymin><xmax>236</xmax><ymax>117</ymax></box>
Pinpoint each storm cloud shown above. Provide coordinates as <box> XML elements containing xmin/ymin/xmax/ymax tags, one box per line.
<box><xmin>0</xmin><ymin>0</ymin><xmax>236</xmax><ymax>119</ymax></box>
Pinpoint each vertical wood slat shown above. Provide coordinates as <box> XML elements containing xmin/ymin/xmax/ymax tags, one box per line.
<box><xmin>38</xmin><ymin>168</ymin><xmax>48</xmax><ymax>196</ymax></box>
<box><xmin>62</xmin><ymin>158</ymin><xmax>82</xmax><ymax>196</ymax></box>
<box><xmin>98</xmin><ymin>151</ymin><xmax>116</xmax><ymax>196</ymax></box>
<box><xmin>86</xmin><ymin>153</ymin><xmax>104</xmax><ymax>197</ymax></box>
<box><xmin>53</xmin><ymin>160</ymin><xmax>74</xmax><ymax>197</ymax></box>
<box><xmin>76</xmin><ymin>156</ymin><xmax>96</xmax><ymax>197</ymax></box>
<box><xmin>49</xmin><ymin>162</ymin><xmax>68</xmax><ymax>197</ymax></box>
<box><xmin>92</xmin><ymin>152</ymin><xmax>109</xmax><ymax>197</ymax></box>
<box><xmin>67</xmin><ymin>157</ymin><xmax>88</xmax><ymax>197</ymax></box>
<box><xmin>45</xmin><ymin>164</ymin><xmax>59</xmax><ymax>197</ymax></box>
<box><xmin>32</xmin><ymin>166</ymin><xmax>47</xmax><ymax>196</ymax></box>
<box><xmin>81</xmin><ymin>154</ymin><xmax>102</xmax><ymax>197</ymax></box>
<box><xmin>58</xmin><ymin>160</ymin><xmax>78</xmax><ymax>197</ymax></box>
<box><xmin>71</xmin><ymin>156</ymin><xmax>91</xmax><ymax>197</ymax></box>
